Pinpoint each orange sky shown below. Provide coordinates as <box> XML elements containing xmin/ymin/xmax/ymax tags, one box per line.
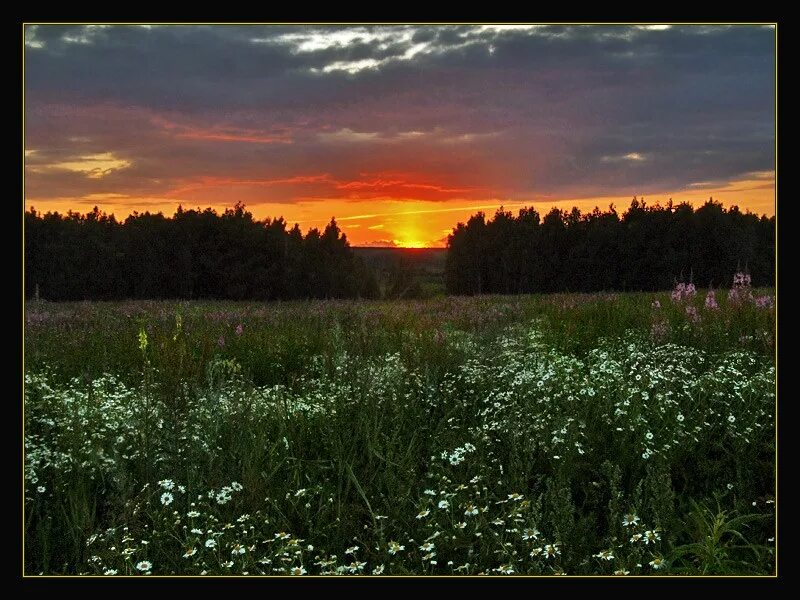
<box><xmin>27</xmin><ymin>171</ymin><xmax>774</xmax><ymax>248</ymax></box>
<box><xmin>24</xmin><ymin>25</ymin><xmax>775</xmax><ymax>248</ymax></box>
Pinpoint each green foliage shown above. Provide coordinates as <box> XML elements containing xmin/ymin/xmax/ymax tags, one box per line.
<box><xmin>669</xmin><ymin>499</ymin><xmax>774</xmax><ymax>574</ymax></box>
<box><xmin>24</xmin><ymin>293</ymin><xmax>775</xmax><ymax>575</ymax></box>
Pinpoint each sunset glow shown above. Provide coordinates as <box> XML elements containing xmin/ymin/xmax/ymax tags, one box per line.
<box><xmin>25</xmin><ymin>24</ymin><xmax>775</xmax><ymax>247</ymax></box>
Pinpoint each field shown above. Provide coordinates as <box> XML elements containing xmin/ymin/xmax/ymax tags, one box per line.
<box><xmin>24</xmin><ymin>285</ymin><xmax>776</xmax><ymax>576</ymax></box>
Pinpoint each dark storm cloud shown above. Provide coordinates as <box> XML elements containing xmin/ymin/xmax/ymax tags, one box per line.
<box><xmin>24</xmin><ymin>24</ymin><xmax>775</xmax><ymax>203</ymax></box>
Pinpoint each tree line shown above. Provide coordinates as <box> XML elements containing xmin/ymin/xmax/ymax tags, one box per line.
<box><xmin>445</xmin><ymin>199</ymin><xmax>775</xmax><ymax>295</ymax></box>
<box><xmin>24</xmin><ymin>204</ymin><xmax>379</xmax><ymax>301</ymax></box>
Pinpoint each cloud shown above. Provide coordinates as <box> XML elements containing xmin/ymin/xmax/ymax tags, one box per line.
<box><xmin>24</xmin><ymin>24</ymin><xmax>775</xmax><ymax>218</ymax></box>
<box><xmin>361</xmin><ymin>239</ymin><xmax>398</xmax><ymax>247</ymax></box>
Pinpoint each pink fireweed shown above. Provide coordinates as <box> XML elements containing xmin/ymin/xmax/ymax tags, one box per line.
<box><xmin>728</xmin><ymin>272</ymin><xmax>754</xmax><ymax>305</ymax></box>
<box><xmin>704</xmin><ymin>289</ymin><xmax>719</xmax><ymax>310</ymax></box>
<box><xmin>754</xmin><ymin>296</ymin><xmax>774</xmax><ymax>309</ymax></box>
<box><xmin>670</xmin><ymin>282</ymin><xmax>696</xmax><ymax>303</ymax></box>
<box><xmin>685</xmin><ymin>305</ymin><xmax>700</xmax><ymax>325</ymax></box>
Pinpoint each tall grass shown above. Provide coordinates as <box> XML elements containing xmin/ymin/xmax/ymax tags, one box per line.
<box><xmin>24</xmin><ymin>287</ymin><xmax>776</xmax><ymax>575</ymax></box>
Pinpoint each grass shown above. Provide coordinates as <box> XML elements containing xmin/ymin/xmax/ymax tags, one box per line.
<box><xmin>23</xmin><ymin>287</ymin><xmax>776</xmax><ymax>575</ymax></box>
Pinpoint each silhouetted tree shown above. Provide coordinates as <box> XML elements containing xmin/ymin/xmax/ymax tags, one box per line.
<box><xmin>24</xmin><ymin>204</ymin><xmax>379</xmax><ymax>301</ymax></box>
<box><xmin>445</xmin><ymin>199</ymin><xmax>774</xmax><ymax>295</ymax></box>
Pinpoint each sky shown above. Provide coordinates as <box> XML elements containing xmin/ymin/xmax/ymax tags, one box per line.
<box><xmin>24</xmin><ymin>24</ymin><xmax>776</xmax><ymax>248</ymax></box>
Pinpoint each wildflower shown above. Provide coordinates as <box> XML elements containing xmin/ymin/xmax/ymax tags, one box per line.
<box><xmin>630</xmin><ymin>533</ymin><xmax>643</xmax><ymax>543</ymax></box>
<box><xmin>614</xmin><ymin>569</ymin><xmax>630</xmax><ymax>575</ymax></box>
<box><xmin>205</xmin><ymin>539</ymin><xmax>217</xmax><ymax>549</ymax></box>
<box><xmin>231</xmin><ymin>543</ymin><xmax>246</xmax><ymax>555</ymax></box>
<box><xmin>651</xmin><ymin>300</ymin><xmax>661</xmax><ymax>309</ymax></box>
<box><xmin>420</xmin><ymin>542</ymin><xmax>435</xmax><ymax>552</ymax></box>
<box><xmin>345</xmin><ymin>545</ymin><xmax>359</xmax><ymax>555</ymax></box>
<box><xmin>649</xmin><ymin>557</ymin><xmax>667</xmax><ymax>570</ymax></box>
<box><xmin>438</xmin><ymin>500</ymin><xmax>450</xmax><ymax>510</ymax></box>
<box><xmin>507</xmin><ymin>493</ymin><xmax>524</xmax><ymax>501</ymax></box>
<box><xmin>388</xmin><ymin>541</ymin><xmax>405</xmax><ymax>555</ymax></box>
<box><xmin>542</xmin><ymin>544</ymin><xmax>560</xmax><ymax>558</ymax></box>
<box><xmin>494</xmin><ymin>564</ymin><xmax>515</xmax><ymax>575</ymax></box>
<box><xmin>158</xmin><ymin>479</ymin><xmax>175</xmax><ymax>490</ymax></box>
<box><xmin>275</xmin><ymin>532</ymin><xmax>291</xmax><ymax>540</ymax></box>
<box><xmin>290</xmin><ymin>566</ymin><xmax>306</xmax><ymax>576</ymax></box>
<box><xmin>755</xmin><ymin>296</ymin><xmax>774</xmax><ymax>309</ymax></box>
<box><xmin>594</xmin><ymin>549</ymin><xmax>615</xmax><ymax>561</ymax></box>
<box><xmin>728</xmin><ymin>415</ymin><xmax>736</xmax><ymax>423</ymax></box>
<box><xmin>221</xmin><ymin>561</ymin><xmax>234</xmax><ymax>568</ymax></box>
<box><xmin>622</xmin><ymin>513</ymin><xmax>640</xmax><ymax>527</ymax></box>
<box><xmin>187</xmin><ymin>511</ymin><xmax>200</xmax><ymax>518</ymax></box>
<box><xmin>160</xmin><ymin>492</ymin><xmax>174</xmax><ymax>506</ymax></box>
<box><xmin>183</xmin><ymin>547</ymin><xmax>197</xmax><ymax>558</ymax></box>
<box><xmin>671</xmin><ymin>281</ymin><xmax>696</xmax><ymax>303</ymax></box>
<box><xmin>230</xmin><ymin>481</ymin><xmax>243</xmax><ymax>491</ymax></box>
<box><xmin>135</xmin><ymin>561</ymin><xmax>152</xmax><ymax>572</ymax></box>
<box><xmin>424</xmin><ymin>489</ymin><xmax>436</xmax><ymax>496</ymax></box>
<box><xmin>104</xmin><ymin>569</ymin><xmax>118</xmax><ymax>575</ymax></box>
<box><xmin>218</xmin><ymin>336</ymin><xmax>225</xmax><ymax>348</ymax></box>
<box><xmin>522</xmin><ymin>528</ymin><xmax>541</xmax><ymax>541</ymax></box>
<box><xmin>729</xmin><ymin>272</ymin><xmax>754</xmax><ymax>304</ymax></box>
<box><xmin>643</xmin><ymin>530</ymin><xmax>660</xmax><ymax>544</ymax></box>
<box><xmin>416</xmin><ymin>509</ymin><xmax>430</xmax><ymax>519</ymax></box>
<box><xmin>645</xmin><ymin>431</ymin><xmax>654</xmax><ymax>440</ymax></box>
<box><xmin>235</xmin><ymin>324</ymin><xmax>243</xmax><ymax>336</ymax></box>
<box><xmin>677</xmin><ymin>414</ymin><xmax>685</xmax><ymax>422</ymax></box>
<box><xmin>705</xmin><ymin>290</ymin><xmax>719</xmax><ymax>310</ymax></box>
<box><xmin>372</xmin><ymin>564</ymin><xmax>385</xmax><ymax>575</ymax></box>
<box><xmin>37</xmin><ymin>486</ymin><xmax>45</xmax><ymax>493</ymax></box>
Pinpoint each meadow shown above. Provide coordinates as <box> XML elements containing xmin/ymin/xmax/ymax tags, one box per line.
<box><xmin>23</xmin><ymin>278</ymin><xmax>776</xmax><ymax>576</ymax></box>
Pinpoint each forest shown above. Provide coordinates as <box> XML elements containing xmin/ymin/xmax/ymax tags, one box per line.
<box><xmin>445</xmin><ymin>199</ymin><xmax>775</xmax><ymax>295</ymax></box>
<box><xmin>24</xmin><ymin>198</ymin><xmax>774</xmax><ymax>301</ymax></box>
<box><xmin>24</xmin><ymin>203</ymin><xmax>379</xmax><ymax>301</ymax></box>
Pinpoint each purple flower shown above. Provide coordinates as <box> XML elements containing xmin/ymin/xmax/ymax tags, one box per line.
<box><xmin>704</xmin><ymin>290</ymin><xmax>719</xmax><ymax>310</ymax></box>
<box><xmin>685</xmin><ymin>305</ymin><xmax>700</xmax><ymax>324</ymax></box>
<box><xmin>671</xmin><ymin>281</ymin><xmax>696</xmax><ymax>303</ymax></box>
<box><xmin>754</xmin><ymin>296</ymin><xmax>774</xmax><ymax>309</ymax></box>
<box><xmin>728</xmin><ymin>272</ymin><xmax>754</xmax><ymax>305</ymax></box>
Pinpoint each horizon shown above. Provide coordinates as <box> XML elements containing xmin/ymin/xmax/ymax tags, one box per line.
<box><xmin>24</xmin><ymin>24</ymin><xmax>776</xmax><ymax>248</ymax></box>
<box><xmin>25</xmin><ymin>196</ymin><xmax>774</xmax><ymax>250</ymax></box>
